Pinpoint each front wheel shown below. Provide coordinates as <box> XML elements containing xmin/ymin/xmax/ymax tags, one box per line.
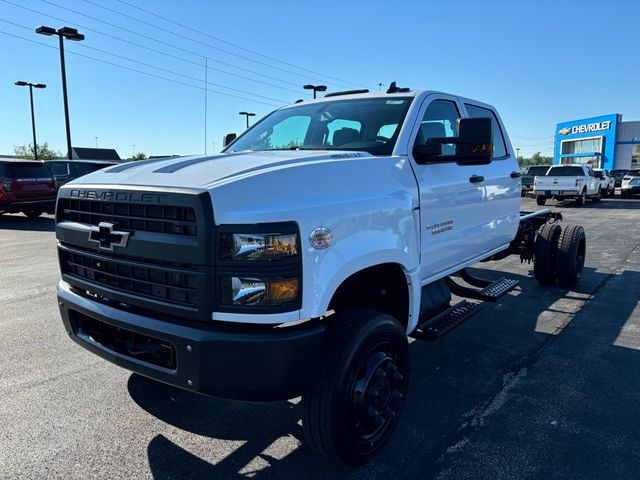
<box><xmin>536</xmin><ymin>196</ymin><xmax>547</xmax><ymax>206</ymax></box>
<box><xmin>302</xmin><ymin>310</ymin><xmax>410</xmax><ymax>466</ymax></box>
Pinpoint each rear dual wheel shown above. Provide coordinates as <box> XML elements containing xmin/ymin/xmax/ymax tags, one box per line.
<box><xmin>302</xmin><ymin>310</ymin><xmax>409</xmax><ymax>466</ymax></box>
<box><xmin>534</xmin><ymin>224</ymin><xmax>586</xmax><ymax>288</ymax></box>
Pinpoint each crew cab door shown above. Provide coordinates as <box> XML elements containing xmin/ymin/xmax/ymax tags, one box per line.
<box><xmin>409</xmin><ymin>96</ymin><xmax>486</xmax><ymax>280</ymax></box>
<box><xmin>463</xmin><ymin>103</ymin><xmax>521</xmax><ymax>252</ymax></box>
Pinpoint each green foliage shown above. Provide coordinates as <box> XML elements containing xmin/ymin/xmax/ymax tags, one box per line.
<box><xmin>131</xmin><ymin>152</ymin><xmax>147</xmax><ymax>161</ymax></box>
<box><xmin>13</xmin><ymin>142</ymin><xmax>61</xmax><ymax>160</ymax></box>
<box><xmin>518</xmin><ymin>151</ymin><xmax>553</xmax><ymax>168</ymax></box>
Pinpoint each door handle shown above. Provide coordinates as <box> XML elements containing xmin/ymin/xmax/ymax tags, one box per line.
<box><xmin>469</xmin><ymin>175</ymin><xmax>485</xmax><ymax>184</ymax></box>
<box><xmin>510</xmin><ymin>171</ymin><xmax>522</xmax><ymax>178</ymax></box>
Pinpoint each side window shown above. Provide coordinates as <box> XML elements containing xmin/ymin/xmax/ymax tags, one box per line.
<box><xmin>326</xmin><ymin>119</ymin><xmax>362</xmax><ymax>146</ymax></box>
<box><xmin>465</xmin><ymin>104</ymin><xmax>508</xmax><ymax>158</ymax></box>
<box><xmin>377</xmin><ymin>123</ymin><xmax>399</xmax><ymax>140</ymax></box>
<box><xmin>417</xmin><ymin>100</ymin><xmax>460</xmax><ymax>155</ymax></box>
<box><xmin>48</xmin><ymin>162</ymin><xmax>70</xmax><ymax>176</ymax></box>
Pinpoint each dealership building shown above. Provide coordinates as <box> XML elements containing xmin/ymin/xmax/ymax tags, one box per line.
<box><xmin>554</xmin><ymin>114</ymin><xmax>640</xmax><ymax>170</ymax></box>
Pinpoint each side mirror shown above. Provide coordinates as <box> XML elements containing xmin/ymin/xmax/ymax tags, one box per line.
<box><xmin>413</xmin><ymin>117</ymin><xmax>493</xmax><ymax>166</ymax></box>
<box><xmin>223</xmin><ymin>133</ymin><xmax>237</xmax><ymax>147</ymax></box>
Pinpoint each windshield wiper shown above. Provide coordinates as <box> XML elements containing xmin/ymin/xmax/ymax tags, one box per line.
<box><xmin>264</xmin><ymin>147</ymin><xmax>327</xmax><ymax>151</ymax></box>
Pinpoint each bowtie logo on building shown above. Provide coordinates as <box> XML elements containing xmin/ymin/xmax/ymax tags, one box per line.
<box><xmin>559</xmin><ymin>128</ymin><xmax>571</xmax><ymax>135</ymax></box>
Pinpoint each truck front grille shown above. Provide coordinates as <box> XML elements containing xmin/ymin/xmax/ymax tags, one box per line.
<box><xmin>61</xmin><ymin>248</ymin><xmax>199</xmax><ymax>308</ymax></box>
<box><xmin>58</xmin><ymin>198</ymin><xmax>197</xmax><ymax>236</ymax></box>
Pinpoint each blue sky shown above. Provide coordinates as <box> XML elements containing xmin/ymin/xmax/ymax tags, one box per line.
<box><xmin>1</xmin><ymin>0</ymin><xmax>638</xmax><ymax>158</ymax></box>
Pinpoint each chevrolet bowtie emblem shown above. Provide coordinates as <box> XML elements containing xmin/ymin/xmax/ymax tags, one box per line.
<box><xmin>88</xmin><ymin>222</ymin><xmax>131</xmax><ymax>251</ymax></box>
<box><xmin>559</xmin><ymin>128</ymin><xmax>571</xmax><ymax>135</ymax></box>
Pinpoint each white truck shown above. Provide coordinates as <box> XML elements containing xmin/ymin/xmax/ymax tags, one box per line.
<box><xmin>593</xmin><ymin>168</ymin><xmax>615</xmax><ymax>197</ymax></box>
<box><xmin>54</xmin><ymin>85</ymin><xmax>587</xmax><ymax>466</ymax></box>
<box><xmin>533</xmin><ymin>164</ymin><xmax>601</xmax><ymax>206</ymax></box>
<box><xmin>621</xmin><ymin>168</ymin><xmax>640</xmax><ymax>198</ymax></box>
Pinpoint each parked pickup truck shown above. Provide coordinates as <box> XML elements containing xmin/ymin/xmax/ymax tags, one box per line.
<box><xmin>593</xmin><ymin>168</ymin><xmax>615</xmax><ymax>197</ymax></box>
<box><xmin>0</xmin><ymin>158</ymin><xmax>56</xmax><ymax>217</ymax></box>
<box><xmin>54</xmin><ymin>85</ymin><xmax>587</xmax><ymax>466</ymax></box>
<box><xmin>521</xmin><ymin>165</ymin><xmax>550</xmax><ymax>196</ymax></box>
<box><xmin>533</xmin><ymin>164</ymin><xmax>601</xmax><ymax>206</ymax></box>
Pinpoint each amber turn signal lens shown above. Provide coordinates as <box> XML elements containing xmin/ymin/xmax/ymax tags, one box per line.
<box><xmin>268</xmin><ymin>278</ymin><xmax>300</xmax><ymax>302</ymax></box>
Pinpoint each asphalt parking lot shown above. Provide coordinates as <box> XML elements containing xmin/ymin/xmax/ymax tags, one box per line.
<box><xmin>1</xmin><ymin>195</ymin><xmax>639</xmax><ymax>480</ymax></box>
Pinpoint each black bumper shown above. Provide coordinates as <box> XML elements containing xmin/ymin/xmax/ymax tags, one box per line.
<box><xmin>0</xmin><ymin>199</ymin><xmax>56</xmax><ymax>213</ymax></box>
<box><xmin>57</xmin><ymin>281</ymin><xmax>324</xmax><ymax>401</ymax></box>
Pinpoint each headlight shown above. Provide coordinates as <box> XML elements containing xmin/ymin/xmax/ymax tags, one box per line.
<box><xmin>221</xmin><ymin>276</ymin><xmax>300</xmax><ymax>306</ymax></box>
<box><xmin>220</xmin><ymin>232</ymin><xmax>299</xmax><ymax>261</ymax></box>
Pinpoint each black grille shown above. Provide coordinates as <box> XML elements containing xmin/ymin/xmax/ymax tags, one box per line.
<box><xmin>61</xmin><ymin>249</ymin><xmax>199</xmax><ymax>307</ymax></box>
<box><xmin>58</xmin><ymin>198</ymin><xmax>197</xmax><ymax>236</ymax></box>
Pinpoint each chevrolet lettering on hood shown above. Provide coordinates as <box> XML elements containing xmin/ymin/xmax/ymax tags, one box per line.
<box><xmin>70</xmin><ymin>189</ymin><xmax>164</xmax><ymax>204</ymax></box>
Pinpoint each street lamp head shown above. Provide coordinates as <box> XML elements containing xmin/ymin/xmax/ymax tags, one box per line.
<box><xmin>34</xmin><ymin>83</ymin><xmax>47</xmax><ymax>89</ymax></box>
<box><xmin>14</xmin><ymin>81</ymin><xmax>28</xmax><ymax>86</ymax></box>
<box><xmin>239</xmin><ymin>111</ymin><xmax>248</xmax><ymax>116</ymax></box>
<box><xmin>35</xmin><ymin>26</ymin><xmax>56</xmax><ymax>36</ymax></box>
<box><xmin>304</xmin><ymin>84</ymin><xmax>327</xmax><ymax>92</ymax></box>
<box><xmin>58</xmin><ymin>27</ymin><xmax>85</xmax><ymax>41</ymax></box>
<box><xmin>248</xmin><ymin>112</ymin><xmax>256</xmax><ymax>117</ymax></box>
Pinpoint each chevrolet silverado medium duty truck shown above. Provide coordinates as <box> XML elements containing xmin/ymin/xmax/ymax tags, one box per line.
<box><xmin>55</xmin><ymin>85</ymin><xmax>587</xmax><ymax>466</ymax></box>
<box><xmin>533</xmin><ymin>164</ymin><xmax>601</xmax><ymax>206</ymax></box>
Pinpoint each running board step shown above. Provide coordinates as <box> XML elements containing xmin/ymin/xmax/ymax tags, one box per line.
<box><xmin>446</xmin><ymin>276</ymin><xmax>519</xmax><ymax>302</ymax></box>
<box><xmin>412</xmin><ymin>300</ymin><xmax>481</xmax><ymax>341</ymax></box>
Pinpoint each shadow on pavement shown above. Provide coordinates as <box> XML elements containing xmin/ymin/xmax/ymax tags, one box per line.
<box><xmin>0</xmin><ymin>213</ymin><xmax>55</xmax><ymax>232</ymax></box>
<box><xmin>127</xmin><ymin>264</ymin><xmax>622</xmax><ymax>479</ymax></box>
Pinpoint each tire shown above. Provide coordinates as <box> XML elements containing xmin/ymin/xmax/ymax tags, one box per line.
<box><xmin>592</xmin><ymin>190</ymin><xmax>601</xmax><ymax>202</ymax></box>
<box><xmin>302</xmin><ymin>310</ymin><xmax>410</xmax><ymax>466</ymax></box>
<box><xmin>556</xmin><ymin>225</ymin><xmax>586</xmax><ymax>288</ymax></box>
<box><xmin>23</xmin><ymin>209</ymin><xmax>43</xmax><ymax>218</ymax></box>
<box><xmin>536</xmin><ymin>196</ymin><xmax>547</xmax><ymax>206</ymax></box>
<box><xmin>575</xmin><ymin>189</ymin><xmax>587</xmax><ymax>207</ymax></box>
<box><xmin>534</xmin><ymin>223</ymin><xmax>562</xmax><ymax>284</ymax></box>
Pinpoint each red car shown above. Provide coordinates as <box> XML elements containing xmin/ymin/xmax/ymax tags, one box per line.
<box><xmin>0</xmin><ymin>159</ymin><xmax>56</xmax><ymax>218</ymax></box>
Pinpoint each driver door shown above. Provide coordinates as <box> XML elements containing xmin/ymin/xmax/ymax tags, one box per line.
<box><xmin>409</xmin><ymin>96</ymin><xmax>486</xmax><ymax>281</ymax></box>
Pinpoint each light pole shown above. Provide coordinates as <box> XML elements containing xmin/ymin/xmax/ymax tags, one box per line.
<box><xmin>14</xmin><ymin>81</ymin><xmax>46</xmax><ymax>160</ymax></box>
<box><xmin>95</xmin><ymin>136</ymin><xmax>98</xmax><ymax>148</ymax></box>
<box><xmin>35</xmin><ymin>26</ymin><xmax>85</xmax><ymax>160</ymax></box>
<box><xmin>303</xmin><ymin>84</ymin><xmax>327</xmax><ymax>99</ymax></box>
<box><xmin>516</xmin><ymin>148</ymin><xmax>520</xmax><ymax>159</ymax></box>
<box><xmin>239</xmin><ymin>111</ymin><xmax>255</xmax><ymax>130</ymax></box>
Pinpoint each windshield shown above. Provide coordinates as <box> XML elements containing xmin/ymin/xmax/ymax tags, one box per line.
<box><xmin>527</xmin><ymin>166</ymin><xmax>550</xmax><ymax>175</ymax></box>
<box><xmin>225</xmin><ymin>97</ymin><xmax>413</xmax><ymax>156</ymax></box>
<box><xmin>611</xmin><ymin>170</ymin><xmax>628</xmax><ymax>175</ymax></box>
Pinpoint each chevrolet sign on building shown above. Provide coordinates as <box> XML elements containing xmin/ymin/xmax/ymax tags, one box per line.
<box><xmin>554</xmin><ymin>113</ymin><xmax>640</xmax><ymax>170</ymax></box>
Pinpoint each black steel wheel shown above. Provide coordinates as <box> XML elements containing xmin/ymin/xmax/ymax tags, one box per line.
<box><xmin>302</xmin><ymin>310</ymin><xmax>409</xmax><ymax>466</ymax></box>
<box><xmin>534</xmin><ymin>223</ymin><xmax>562</xmax><ymax>284</ymax></box>
<box><xmin>23</xmin><ymin>209</ymin><xmax>43</xmax><ymax>218</ymax></box>
<box><xmin>556</xmin><ymin>225</ymin><xmax>586</xmax><ymax>288</ymax></box>
<box><xmin>536</xmin><ymin>196</ymin><xmax>547</xmax><ymax>206</ymax></box>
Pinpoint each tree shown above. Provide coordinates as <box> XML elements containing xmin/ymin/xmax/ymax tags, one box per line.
<box><xmin>13</xmin><ymin>142</ymin><xmax>61</xmax><ymax>160</ymax></box>
<box><xmin>131</xmin><ymin>152</ymin><xmax>147</xmax><ymax>161</ymax></box>
<box><xmin>517</xmin><ymin>151</ymin><xmax>553</xmax><ymax>168</ymax></box>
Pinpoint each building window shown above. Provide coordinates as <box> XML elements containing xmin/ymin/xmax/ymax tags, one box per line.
<box><xmin>633</xmin><ymin>145</ymin><xmax>640</xmax><ymax>168</ymax></box>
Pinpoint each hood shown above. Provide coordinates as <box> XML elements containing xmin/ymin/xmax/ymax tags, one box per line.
<box><xmin>68</xmin><ymin>150</ymin><xmax>375</xmax><ymax>190</ymax></box>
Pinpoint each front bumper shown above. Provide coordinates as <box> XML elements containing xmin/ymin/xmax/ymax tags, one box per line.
<box><xmin>57</xmin><ymin>280</ymin><xmax>324</xmax><ymax>401</ymax></box>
